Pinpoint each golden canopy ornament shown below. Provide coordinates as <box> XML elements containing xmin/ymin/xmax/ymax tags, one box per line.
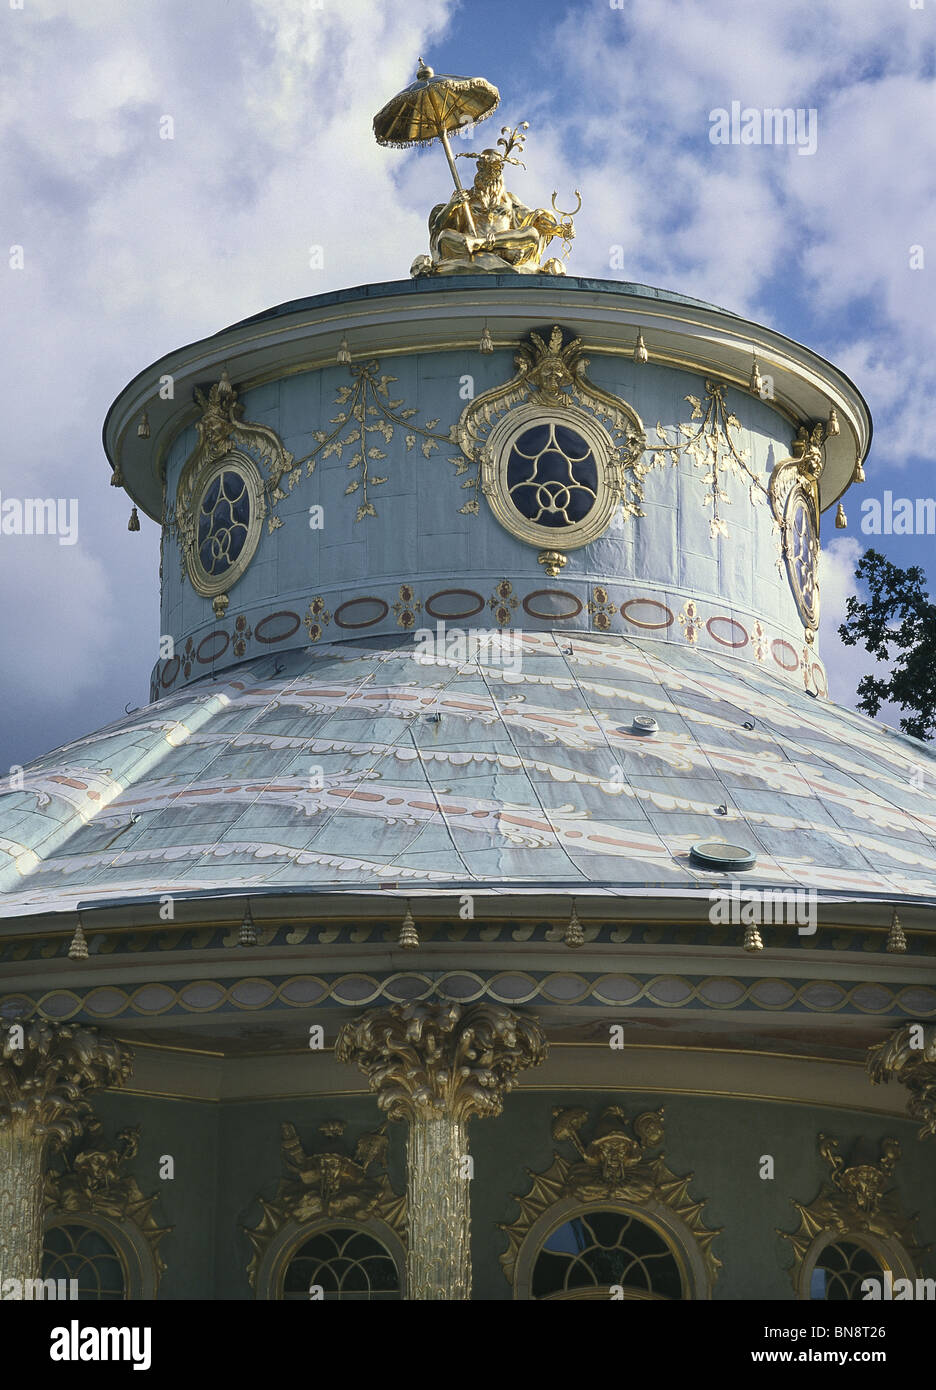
<box><xmin>374</xmin><ymin>61</ymin><xmax>580</xmax><ymax>277</ymax></box>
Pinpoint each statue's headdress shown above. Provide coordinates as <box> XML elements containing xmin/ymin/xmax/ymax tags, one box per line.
<box><xmin>457</xmin><ymin>122</ymin><xmax>529</xmax><ymax>169</ymax></box>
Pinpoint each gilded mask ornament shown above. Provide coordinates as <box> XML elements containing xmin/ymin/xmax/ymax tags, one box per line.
<box><xmin>553</xmin><ymin>1105</ymin><xmax>665</xmax><ymax>1202</ymax></box>
<box><xmin>499</xmin><ymin>1104</ymin><xmax>722</xmax><ymax>1291</ymax></box>
<box><xmin>244</xmin><ymin>1120</ymin><xmax>405</xmax><ymax>1289</ymax></box>
<box><xmin>44</xmin><ymin>1122</ymin><xmax>171</xmax><ymax>1283</ymax></box>
<box><xmin>778</xmin><ymin>1133</ymin><xmax>926</xmax><ymax>1287</ymax></box>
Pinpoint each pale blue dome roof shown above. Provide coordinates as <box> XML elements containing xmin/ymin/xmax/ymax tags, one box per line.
<box><xmin>2</xmin><ymin>632</ymin><xmax>935</xmax><ymax>918</ymax></box>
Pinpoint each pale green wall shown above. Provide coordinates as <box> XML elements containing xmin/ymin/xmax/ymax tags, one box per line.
<box><xmin>78</xmin><ymin>1089</ymin><xmax>936</xmax><ymax>1301</ymax></box>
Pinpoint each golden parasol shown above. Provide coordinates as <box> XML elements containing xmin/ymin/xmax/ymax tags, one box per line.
<box><xmin>373</xmin><ymin>58</ymin><xmax>500</xmax><ymax>235</ymax></box>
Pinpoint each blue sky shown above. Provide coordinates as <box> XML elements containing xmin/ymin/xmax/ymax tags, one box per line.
<box><xmin>0</xmin><ymin>0</ymin><xmax>934</xmax><ymax>775</ymax></box>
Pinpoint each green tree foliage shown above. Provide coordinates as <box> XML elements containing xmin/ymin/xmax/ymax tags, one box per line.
<box><xmin>838</xmin><ymin>549</ymin><xmax>936</xmax><ymax>741</ymax></box>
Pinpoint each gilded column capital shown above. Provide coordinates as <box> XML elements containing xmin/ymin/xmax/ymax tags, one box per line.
<box><xmin>0</xmin><ymin>1020</ymin><xmax>133</xmax><ymax>1288</ymax></box>
<box><xmin>867</xmin><ymin>1024</ymin><xmax>936</xmax><ymax>1139</ymax></box>
<box><xmin>0</xmin><ymin>1019</ymin><xmax>133</xmax><ymax>1144</ymax></box>
<box><xmin>336</xmin><ymin>1001</ymin><xmax>547</xmax><ymax>1124</ymax></box>
<box><xmin>337</xmin><ymin>1002</ymin><xmax>547</xmax><ymax>1298</ymax></box>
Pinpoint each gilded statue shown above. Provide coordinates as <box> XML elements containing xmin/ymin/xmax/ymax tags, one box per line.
<box><xmin>373</xmin><ymin>64</ymin><xmax>579</xmax><ymax>278</ymax></box>
<box><xmin>414</xmin><ymin>129</ymin><xmax>579</xmax><ymax>277</ymax></box>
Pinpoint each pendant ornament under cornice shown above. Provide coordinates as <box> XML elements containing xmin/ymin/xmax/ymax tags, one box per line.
<box><xmin>244</xmin><ymin>1119</ymin><xmax>406</xmax><ymax>1290</ymax></box>
<box><xmin>454</xmin><ymin>326</ymin><xmax>647</xmax><ymax>552</ymax></box>
<box><xmin>499</xmin><ymin>1104</ymin><xmax>722</xmax><ymax>1291</ymax></box>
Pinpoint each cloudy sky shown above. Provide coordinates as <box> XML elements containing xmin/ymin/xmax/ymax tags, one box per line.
<box><xmin>1</xmin><ymin>0</ymin><xmax>933</xmax><ymax>773</ymax></box>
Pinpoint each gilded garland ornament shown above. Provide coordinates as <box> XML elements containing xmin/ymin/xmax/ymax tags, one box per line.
<box><xmin>867</xmin><ymin>1024</ymin><xmax>936</xmax><ymax>1140</ymax></box>
<box><xmin>499</xmin><ymin>1105</ymin><xmax>722</xmax><ymax>1292</ymax></box>
<box><xmin>778</xmin><ymin>1133</ymin><xmax>926</xmax><ymax>1289</ymax></box>
<box><xmin>244</xmin><ymin>1120</ymin><xmax>405</xmax><ymax>1290</ymax></box>
<box><xmin>648</xmin><ymin>379</ymin><xmax>774</xmax><ymax>542</ymax></box>
<box><xmin>293</xmin><ymin>359</ymin><xmax>452</xmax><ymax>522</ymax></box>
<box><xmin>44</xmin><ymin>1122</ymin><xmax>171</xmax><ymax>1286</ymax></box>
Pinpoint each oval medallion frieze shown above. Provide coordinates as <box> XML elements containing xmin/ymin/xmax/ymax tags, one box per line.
<box><xmin>522</xmin><ymin>589</ymin><xmax>582</xmax><ymax>620</ymax></box>
<box><xmin>197</xmin><ymin>630</ymin><xmax>231</xmax><ymax>663</ymax></box>
<box><xmin>425</xmin><ymin>589</ymin><xmax>486</xmax><ymax>620</ymax></box>
<box><xmin>334</xmin><ymin>597</ymin><xmax>390</xmax><ymax>629</ymax></box>
<box><xmin>620</xmin><ymin>598</ymin><xmax>674</xmax><ymax>629</ymax></box>
<box><xmin>771</xmin><ymin>639</ymin><xmax>800</xmax><ymax>671</ymax></box>
<box><xmin>254</xmin><ymin>610</ymin><xmax>301</xmax><ymax>644</ymax></box>
<box><xmin>706</xmin><ymin>616</ymin><xmax>748</xmax><ymax>649</ymax></box>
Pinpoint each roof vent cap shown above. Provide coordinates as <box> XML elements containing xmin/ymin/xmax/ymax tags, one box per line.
<box><xmin>690</xmin><ymin>840</ymin><xmax>757</xmax><ymax>871</ymax></box>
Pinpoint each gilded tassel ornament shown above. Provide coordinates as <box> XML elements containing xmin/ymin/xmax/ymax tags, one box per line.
<box><xmin>68</xmin><ymin>919</ymin><xmax>89</xmax><ymax>961</ymax></box>
<box><xmin>336</xmin><ymin>335</ymin><xmax>352</xmax><ymax>365</ymax></box>
<box><xmin>128</xmin><ymin>506</ymin><xmax>140</xmax><ymax>532</ymax></box>
<box><xmin>886</xmin><ymin>910</ymin><xmax>907</xmax><ymax>954</ymax></box>
<box><xmin>137</xmin><ymin>410</ymin><xmax>150</xmax><ymax>439</ymax></box>
<box><xmin>239</xmin><ymin>900</ymin><xmax>257</xmax><ymax>948</ymax></box>
<box><xmin>398</xmin><ymin>905</ymin><xmax>419</xmax><ymax>950</ymax></box>
<box><xmin>749</xmin><ymin>358</ymin><xmax>763</xmax><ymax>396</ymax></box>
<box><xmin>479</xmin><ymin>325</ymin><xmax>494</xmax><ymax>354</ymax></box>
<box><xmin>563</xmin><ymin>903</ymin><xmax>585</xmax><ymax>949</ymax></box>
<box><xmin>835</xmin><ymin>503</ymin><xmax>847</xmax><ymax>529</ymax></box>
<box><xmin>633</xmin><ymin>330</ymin><xmax>648</xmax><ymax>364</ymax></box>
<box><xmin>825</xmin><ymin>406</ymin><xmax>840</xmax><ymax>437</ymax></box>
<box><xmin>743</xmin><ymin>922</ymin><xmax>764</xmax><ymax>953</ymax></box>
<box><xmin>853</xmin><ymin>460</ymin><xmax>866</xmax><ymax>483</ymax></box>
<box><xmin>110</xmin><ymin>465</ymin><xmax>124</xmax><ymax>488</ymax></box>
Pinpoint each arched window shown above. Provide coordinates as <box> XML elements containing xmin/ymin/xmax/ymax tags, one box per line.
<box><xmin>254</xmin><ymin>1215</ymin><xmax>405</xmax><ymax>1300</ymax></box>
<box><xmin>42</xmin><ymin>1221</ymin><xmax>126</xmax><ymax>1300</ymax></box>
<box><xmin>282</xmin><ymin>1224</ymin><xmax>401</xmax><ymax>1301</ymax></box>
<box><xmin>42</xmin><ymin>1213</ymin><xmax>161</xmax><ymax>1300</ymax></box>
<box><xmin>808</xmin><ymin>1239</ymin><xmax>885</xmax><ymax>1301</ymax></box>
<box><xmin>532</xmin><ymin>1208</ymin><xmax>684</xmax><ymax>1301</ymax></box>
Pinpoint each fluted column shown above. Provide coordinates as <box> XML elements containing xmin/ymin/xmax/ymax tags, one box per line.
<box><xmin>337</xmin><ymin>1001</ymin><xmax>547</xmax><ymax>1300</ymax></box>
<box><xmin>868</xmin><ymin>1024</ymin><xmax>936</xmax><ymax>1139</ymax></box>
<box><xmin>0</xmin><ymin>1021</ymin><xmax>133</xmax><ymax>1285</ymax></box>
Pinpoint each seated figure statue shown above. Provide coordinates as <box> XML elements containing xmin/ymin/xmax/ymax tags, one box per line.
<box><xmin>412</xmin><ymin>143</ymin><xmax>577</xmax><ymax>277</ymax></box>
